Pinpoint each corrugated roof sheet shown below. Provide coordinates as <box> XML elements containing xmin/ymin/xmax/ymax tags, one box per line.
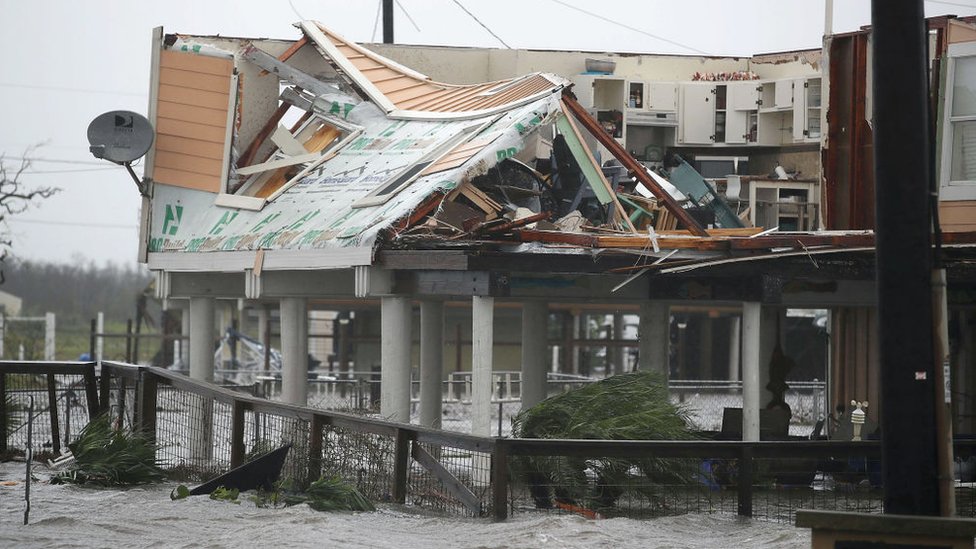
<box><xmin>305</xmin><ymin>22</ymin><xmax>565</xmax><ymax>118</ymax></box>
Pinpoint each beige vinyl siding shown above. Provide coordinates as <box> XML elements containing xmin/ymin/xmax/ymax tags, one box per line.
<box><xmin>940</xmin><ymin>200</ymin><xmax>976</xmax><ymax>232</ymax></box>
<box><xmin>152</xmin><ymin>49</ymin><xmax>233</xmax><ymax>193</ymax></box>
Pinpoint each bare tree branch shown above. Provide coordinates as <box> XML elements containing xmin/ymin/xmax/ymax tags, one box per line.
<box><xmin>0</xmin><ymin>147</ymin><xmax>62</xmax><ymax>282</ymax></box>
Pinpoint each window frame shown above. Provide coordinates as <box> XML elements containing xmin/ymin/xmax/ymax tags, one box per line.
<box><xmin>939</xmin><ymin>41</ymin><xmax>976</xmax><ymax>201</ymax></box>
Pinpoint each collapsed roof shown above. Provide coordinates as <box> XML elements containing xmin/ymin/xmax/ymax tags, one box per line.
<box><xmin>144</xmin><ymin>21</ymin><xmax>970</xmax><ymax>285</ymax></box>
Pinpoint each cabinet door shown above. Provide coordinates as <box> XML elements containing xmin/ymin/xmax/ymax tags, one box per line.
<box><xmin>774</xmin><ymin>79</ymin><xmax>795</xmax><ymax>110</ymax></box>
<box><xmin>726</xmin><ymin>109</ymin><xmax>749</xmax><ymax>144</ymax></box>
<box><xmin>647</xmin><ymin>82</ymin><xmax>677</xmax><ymax>111</ymax></box>
<box><xmin>571</xmin><ymin>74</ymin><xmax>596</xmax><ymax>108</ymax></box>
<box><xmin>679</xmin><ymin>83</ymin><xmax>715</xmax><ymax>144</ymax></box>
<box><xmin>728</xmin><ymin>82</ymin><xmax>760</xmax><ymax>111</ymax></box>
<box><xmin>792</xmin><ymin>78</ymin><xmax>807</xmax><ymax>141</ymax></box>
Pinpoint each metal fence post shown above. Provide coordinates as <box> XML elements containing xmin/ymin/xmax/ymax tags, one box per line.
<box><xmin>492</xmin><ymin>439</ymin><xmax>509</xmax><ymax>521</ymax></box>
<box><xmin>737</xmin><ymin>444</ymin><xmax>754</xmax><ymax>517</ymax></box>
<box><xmin>45</xmin><ymin>374</ymin><xmax>61</xmax><ymax>455</ymax></box>
<box><xmin>393</xmin><ymin>428</ymin><xmax>411</xmax><ymax>504</ymax></box>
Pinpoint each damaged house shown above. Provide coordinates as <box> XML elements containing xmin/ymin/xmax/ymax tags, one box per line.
<box><xmin>139</xmin><ymin>19</ymin><xmax>976</xmax><ymax>442</ymax></box>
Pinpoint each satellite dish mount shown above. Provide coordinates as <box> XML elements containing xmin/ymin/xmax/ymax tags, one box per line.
<box><xmin>87</xmin><ymin>111</ymin><xmax>155</xmax><ymax>196</ymax></box>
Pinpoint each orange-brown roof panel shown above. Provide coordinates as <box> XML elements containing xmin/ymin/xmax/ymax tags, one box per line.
<box><xmin>303</xmin><ymin>22</ymin><xmax>565</xmax><ymax>117</ymax></box>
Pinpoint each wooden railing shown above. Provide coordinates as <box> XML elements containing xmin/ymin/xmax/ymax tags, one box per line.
<box><xmin>5</xmin><ymin>360</ymin><xmax>976</xmax><ymax>522</ymax></box>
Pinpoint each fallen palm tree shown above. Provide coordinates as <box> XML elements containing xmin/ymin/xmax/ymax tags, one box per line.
<box><xmin>511</xmin><ymin>371</ymin><xmax>699</xmax><ymax>512</ymax></box>
<box><xmin>51</xmin><ymin>415</ymin><xmax>164</xmax><ymax>486</ymax></box>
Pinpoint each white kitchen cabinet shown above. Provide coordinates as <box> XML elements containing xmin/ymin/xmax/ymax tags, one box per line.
<box><xmin>793</xmin><ymin>77</ymin><xmax>822</xmax><ymax>142</ymax></box>
<box><xmin>647</xmin><ymin>82</ymin><xmax>678</xmax><ymax>111</ymax></box>
<box><xmin>725</xmin><ymin>82</ymin><xmax>760</xmax><ymax>144</ymax></box>
<box><xmin>679</xmin><ymin>83</ymin><xmax>716</xmax><ymax>145</ymax></box>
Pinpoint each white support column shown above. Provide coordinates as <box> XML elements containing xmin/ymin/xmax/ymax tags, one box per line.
<box><xmin>219</xmin><ymin>302</ymin><xmax>234</xmax><ymax>369</ymax></box>
<box><xmin>741</xmin><ymin>302</ymin><xmax>762</xmax><ymax>442</ymax></box>
<box><xmin>188</xmin><ymin>296</ymin><xmax>215</xmax><ymax>463</ymax></box>
<box><xmin>280</xmin><ymin>297</ymin><xmax>309</xmax><ymax>405</ymax></box>
<box><xmin>420</xmin><ymin>300</ymin><xmax>444</xmax><ymax>429</ymax></box>
<box><xmin>612</xmin><ymin>312</ymin><xmax>625</xmax><ymax>376</ymax></box>
<box><xmin>639</xmin><ymin>302</ymin><xmax>670</xmax><ymax>379</ymax></box>
<box><xmin>728</xmin><ymin>316</ymin><xmax>741</xmax><ymax>382</ymax></box>
<box><xmin>381</xmin><ymin>296</ymin><xmax>412</xmax><ymax>423</ymax></box>
<box><xmin>96</xmin><ymin>312</ymin><xmax>105</xmax><ymax>362</ymax></box>
<box><xmin>256</xmin><ymin>305</ymin><xmax>269</xmax><ymax>371</ymax></box>
<box><xmin>521</xmin><ymin>301</ymin><xmax>549</xmax><ymax>409</ymax></box>
<box><xmin>180</xmin><ymin>307</ymin><xmax>191</xmax><ymax>370</ymax></box>
<box><xmin>0</xmin><ymin>313</ymin><xmax>5</xmax><ymax>359</ymax></box>
<box><xmin>471</xmin><ymin>296</ymin><xmax>494</xmax><ymax>437</ymax></box>
<box><xmin>44</xmin><ymin>312</ymin><xmax>56</xmax><ymax>361</ymax></box>
<box><xmin>759</xmin><ymin>306</ymin><xmax>780</xmax><ymax>407</ymax></box>
<box><xmin>189</xmin><ymin>297</ymin><xmax>215</xmax><ymax>382</ymax></box>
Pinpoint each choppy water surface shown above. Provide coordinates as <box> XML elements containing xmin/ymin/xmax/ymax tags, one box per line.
<box><xmin>1</xmin><ymin>462</ymin><xmax>807</xmax><ymax>549</ymax></box>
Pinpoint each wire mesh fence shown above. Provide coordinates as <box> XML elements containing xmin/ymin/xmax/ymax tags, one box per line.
<box><xmin>8</xmin><ymin>360</ymin><xmax>976</xmax><ymax>525</ymax></box>
<box><xmin>1</xmin><ymin>363</ymin><xmax>99</xmax><ymax>459</ymax></box>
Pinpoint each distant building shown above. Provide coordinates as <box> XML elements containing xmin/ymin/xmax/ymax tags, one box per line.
<box><xmin>0</xmin><ymin>290</ymin><xmax>23</xmax><ymax>316</ymax></box>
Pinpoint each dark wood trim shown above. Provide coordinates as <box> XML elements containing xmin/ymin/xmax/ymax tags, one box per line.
<box><xmin>46</xmin><ymin>374</ymin><xmax>60</xmax><ymax>455</ymax></box>
<box><xmin>393</xmin><ymin>428</ymin><xmax>412</xmax><ymax>504</ymax></box>
<box><xmin>230</xmin><ymin>400</ymin><xmax>246</xmax><ymax>469</ymax></box>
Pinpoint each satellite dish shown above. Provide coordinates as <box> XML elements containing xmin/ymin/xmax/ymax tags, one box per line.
<box><xmin>87</xmin><ymin>110</ymin><xmax>154</xmax><ymax>164</ymax></box>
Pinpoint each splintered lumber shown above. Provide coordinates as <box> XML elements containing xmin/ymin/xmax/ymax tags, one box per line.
<box><xmin>512</xmin><ymin>229</ymin><xmax>599</xmax><ymax>247</ymax></box>
<box><xmin>657</xmin><ymin>228</ymin><xmax>766</xmax><ymax>237</ymax></box>
<box><xmin>483</xmin><ymin>211</ymin><xmax>550</xmax><ymax>234</ymax></box>
<box><xmin>556</xmin><ymin>100</ymin><xmax>637</xmax><ymax>233</ymax></box>
<box><xmin>258</xmin><ymin>37</ymin><xmax>308</xmax><ymax>76</ymax></box>
<box><xmin>389</xmin><ymin>191</ymin><xmax>446</xmax><ymax>233</ymax></box>
<box><xmin>726</xmin><ymin>233</ymin><xmax>875</xmax><ymax>250</ymax></box>
<box><xmin>456</xmin><ymin>183</ymin><xmax>503</xmax><ymax>215</ymax></box>
<box><xmin>560</xmin><ymin>92</ymin><xmax>707</xmax><ymax>237</ymax></box>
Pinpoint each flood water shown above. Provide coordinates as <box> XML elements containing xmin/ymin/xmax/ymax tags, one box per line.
<box><xmin>0</xmin><ymin>462</ymin><xmax>809</xmax><ymax>549</ymax></box>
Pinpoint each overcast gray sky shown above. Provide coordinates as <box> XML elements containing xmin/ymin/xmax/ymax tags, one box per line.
<box><xmin>1</xmin><ymin>0</ymin><xmax>972</xmax><ymax>266</ymax></box>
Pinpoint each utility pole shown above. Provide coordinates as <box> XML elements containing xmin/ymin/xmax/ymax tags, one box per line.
<box><xmin>872</xmin><ymin>0</ymin><xmax>940</xmax><ymax>515</ymax></box>
<box><xmin>383</xmin><ymin>0</ymin><xmax>394</xmax><ymax>44</ymax></box>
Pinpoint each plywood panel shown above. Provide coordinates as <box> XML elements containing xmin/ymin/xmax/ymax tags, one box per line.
<box><xmin>159</xmin><ymin>66</ymin><xmax>232</xmax><ymax>94</ymax></box>
<box><xmin>156</xmin><ymin>117</ymin><xmax>227</xmax><ymax>144</ymax></box>
<box><xmin>940</xmin><ymin>200</ymin><xmax>976</xmax><ymax>232</ymax></box>
<box><xmin>153</xmin><ymin>166</ymin><xmax>221</xmax><ymax>193</ymax></box>
<box><xmin>160</xmin><ymin>49</ymin><xmax>234</xmax><ymax>76</ymax></box>
<box><xmin>154</xmin><ymin>149</ymin><xmax>224</xmax><ymax>177</ymax></box>
<box><xmin>157</xmin><ymin>100</ymin><xmax>228</xmax><ymax>127</ymax></box>
<box><xmin>154</xmin><ymin>134</ymin><xmax>225</xmax><ymax>160</ymax></box>
<box><xmin>158</xmin><ymin>84</ymin><xmax>231</xmax><ymax>111</ymax></box>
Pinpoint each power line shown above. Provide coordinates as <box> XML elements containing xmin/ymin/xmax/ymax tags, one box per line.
<box><xmin>451</xmin><ymin>0</ymin><xmax>511</xmax><ymax>49</ymax></box>
<box><xmin>547</xmin><ymin>0</ymin><xmax>709</xmax><ymax>55</ymax></box>
<box><xmin>926</xmin><ymin>0</ymin><xmax>976</xmax><ymax>9</ymax></box>
<box><xmin>9</xmin><ymin>218</ymin><xmax>138</xmax><ymax>230</ymax></box>
<box><xmin>24</xmin><ymin>167</ymin><xmax>120</xmax><ymax>175</ymax></box>
<box><xmin>0</xmin><ymin>81</ymin><xmax>145</xmax><ymax>98</ymax></box>
<box><xmin>372</xmin><ymin>0</ymin><xmax>383</xmax><ymax>41</ymax></box>
<box><xmin>395</xmin><ymin>0</ymin><xmax>422</xmax><ymax>32</ymax></box>
<box><xmin>4</xmin><ymin>156</ymin><xmax>108</xmax><ymax>166</ymax></box>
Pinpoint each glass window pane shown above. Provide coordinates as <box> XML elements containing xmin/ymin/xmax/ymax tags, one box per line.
<box><xmin>952</xmin><ymin>56</ymin><xmax>976</xmax><ymax>117</ymax></box>
<box><xmin>951</xmin><ymin>119</ymin><xmax>976</xmax><ymax>182</ymax></box>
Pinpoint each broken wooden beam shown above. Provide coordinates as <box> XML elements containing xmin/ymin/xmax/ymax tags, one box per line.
<box><xmin>560</xmin><ymin>91</ymin><xmax>708</xmax><ymax>237</ymax></box>
<box><xmin>258</xmin><ymin>37</ymin><xmax>309</xmax><ymax>76</ymax></box>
